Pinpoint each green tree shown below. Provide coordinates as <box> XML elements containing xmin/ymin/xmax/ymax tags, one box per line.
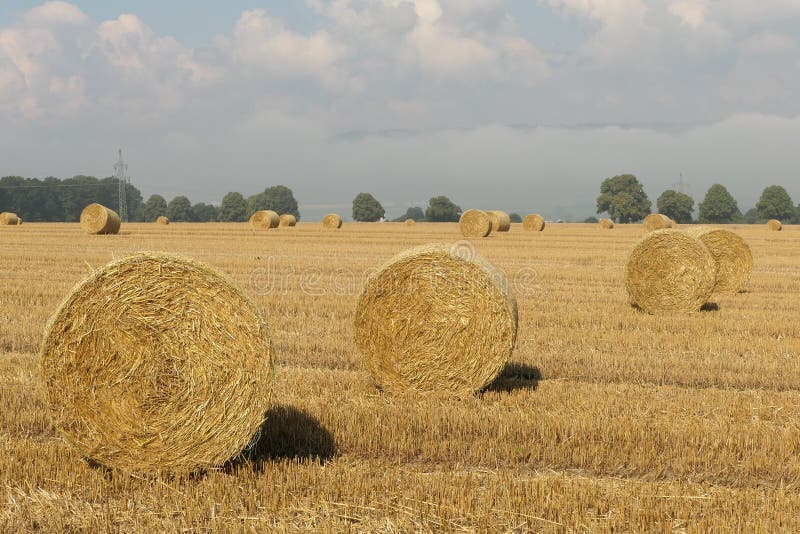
<box><xmin>596</xmin><ymin>174</ymin><xmax>651</xmax><ymax>223</ymax></box>
<box><xmin>352</xmin><ymin>192</ymin><xmax>385</xmax><ymax>222</ymax></box>
<box><xmin>167</xmin><ymin>196</ymin><xmax>193</xmax><ymax>222</ymax></box>
<box><xmin>143</xmin><ymin>194</ymin><xmax>168</xmax><ymax>222</ymax></box>
<box><xmin>425</xmin><ymin>196</ymin><xmax>461</xmax><ymax>222</ymax></box>
<box><xmin>392</xmin><ymin>206</ymin><xmax>425</xmax><ymax>222</ymax></box>
<box><xmin>698</xmin><ymin>184</ymin><xmax>740</xmax><ymax>223</ymax></box>
<box><xmin>509</xmin><ymin>212</ymin><xmax>522</xmax><ymax>223</ymax></box>
<box><xmin>584</xmin><ymin>216</ymin><xmax>599</xmax><ymax>223</ymax></box>
<box><xmin>742</xmin><ymin>207</ymin><xmax>763</xmax><ymax>224</ymax></box>
<box><xmin>218</xmin><ymin>192</ymin><xmax>248</xmax><ymax>222</ymax></box>
<box><xmin>191</xmin><ymin>202</ymin><xmax>218</xmax><ymax>222</ymax></box>
<box><xmin>247</xmin><ymin>185</ymin><xmax>300</xmax><ymax>219</ymax></box>
<box><xmin>656</xmin><ymin>190</ymin><xmax>694</xmax><ymax>223</ymax></box>
<box><xmin>756</xmin><ymin>185</ymin><xmax>795</xmax><ymax>222</ymax></box>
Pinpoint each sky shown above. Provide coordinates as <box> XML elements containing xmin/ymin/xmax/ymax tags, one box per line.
<box><xmin>0</xmin><ymin>1</ymin><xmax>799</xmax><ymax>220</ymax></box>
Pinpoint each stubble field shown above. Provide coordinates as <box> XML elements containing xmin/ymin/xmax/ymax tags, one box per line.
<box><xmin>1</xmin><ymin>221</ymin><xmax>799</xmax><ymax>532</ymax></box>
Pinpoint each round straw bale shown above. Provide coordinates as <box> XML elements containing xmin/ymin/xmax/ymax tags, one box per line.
<box><xmin>625</xmin><ymin>229</ymin><xmax>716</xmax><ymax>314</ymax></box>
<box><xmin>599</xmin><ymin>218</ymin><xmax>615</xmax><ymax>229</ymax></box>
<box><xmin>156</xmin><ymin>216</ymin><xmax>169</xmax><ymax>225</ymax></box>
<box><xmin>522</xmin><ymin>214</ymin><xmax>546</xmax><ymax>232</ymax></box>
<box><xmin>0</xmin><ymin>212</ymin><xmax>20</xmax><ymax>225</ymax></box>
<box><xmin>354</xmin><ymin>243</ymin><xmax>518</xmax><ymax>395</ymax></box>
<box><xmin>768</xmin><ymin>219</ymin><xmax>782</xmax><ymax>231</ymax></box>
<box><xmin>39</xmin><ymin>252</ymin><xmax>274</xmax><ymax>473</ymax></box>
<box><xmin>250</xmin><ymin>210</ymin><xmax>280</xmax><ymax>229</ymax></box>
<box><xmin>487</xmin><ymin>210</ymin><xmax>511</xmax><ymax>232</ymax></box>
<box><xmin>322</xmin><ymin>213</ymin><xmax>343</xmax><ymax>229</ymax></box>
<box><xmin>643</xmin><ymin>213</ymin><xmax>674</xmax><ymax>232</ymax></box>
<box><xmin>405</xmin><ymin>219</ymin><xmax>416</xmax><ymax>226</ymax></box>
<box><xmin>80</xmin><ymin>204</ymin><xmax>120</xmax><ymax>235</ymax></box>
<box><xmin>459</xmin><ymin>209</ymin><xmax>493</xmax><ymax>238</ymax></box>
<box><xmin>685</xmin><ymin>227</ymin><xmax>753</xmax><ymax>294</ymax></box>
<box><xmin>279</xmin><ymin>214</ymin><xmax>297</xmax><ymax>227</ymax></box>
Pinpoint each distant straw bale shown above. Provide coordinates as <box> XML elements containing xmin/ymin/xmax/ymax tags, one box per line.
<box><xmin>625</xmin><ymin>229</ymin><xmax>716</xmax><ymax>314</ymax></box>
<box><xmin>322</xmin><ymin>213</ymin><xmax>343</xmax><ymax>229</ymax></box>
<box><xmin>156</xmin><ymin>216</ymin><xmax>169</xmax><ymax>225</ymax></box>
<box><xmin>768</xmin><ymin>219</ymin><xmax>782</xmax><ymax>231</ymax></box>
<box><xmin>686</xmin><ymin>227</ymin><xmax>753</xmax><ymax>295</ymax></box>
<box><xmin>487</xmin><ymin>211</ymin><xmax>511</xmax><ymax>232</ymax></box>
<box><xmin>599</xmin><ymin>218</ymin><xmax>615</xmax><ymax>229</ymax></box>
<box><xmin>459</xmin><ymin>209</ymin><xmax>493</xmax><ymax>238</ymax></box>
<box><xmin>279</xmin><ymin>214</ymin><xmax>297</xmax><ymax>227</ymax></box>
<box><xmin>522</xmin><ymin>214</ymin><xmax>545</xmax><ymax>232</ymax></box>
<box><xmin>80</xmin><ymin>204</ymin><xmax>120</xmax><ymax>235</ymax></box>
<box><xmin>405</xmin><ymin>219</ymin><xmax>416</xmax><ymax>226</ymax></box>
<box><xmin>250</xmin><ymin>210</ymin><xmax>280</xmax><ymax>229</ymax></box>
<box><xmin>354</xmin><ymin>243</ymin><xmax>518</xmax><ymax>396</ymax></box>
<box><xmin>39</xmin><ymin>252</ymin><xmax>274</xmax><ymax>473</ymax></box>
<box><xmin>0</xmin><ymin>212</ymin><xmax>20</xmax><ymax>225</ymax></box>
<box><xmin>643</xmin><ymin>214</ymin><xmax>674</xmax><ymax>232</ymax></box>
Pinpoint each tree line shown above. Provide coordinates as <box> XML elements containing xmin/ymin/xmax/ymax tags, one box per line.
<box><xmin>0</xmin><ymin>176</ymin><xmax>300</xmax><ymax>222</ymax></box>
<box><xmin>351</xmin><ymin>193</ymin><xmax>522</xmax><ymax>223</ymax></box>
<box><xmin>595</xmin><ymin>174</ymin><xmax>800</xmax><ymax>224</ymax></box>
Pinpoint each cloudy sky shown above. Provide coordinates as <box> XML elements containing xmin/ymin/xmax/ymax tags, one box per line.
<box><xmin>1</xmin><ymin>1</ymin><xmax>798</xmax><ymax>220</ymax></box>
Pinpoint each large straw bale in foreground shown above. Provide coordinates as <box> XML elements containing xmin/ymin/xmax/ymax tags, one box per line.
<box><xmin>0</xmin><ymin>212</ymin><xmax>20</xmax><ymax>225</ymax></box>
<box><xmin>459</xmin><ymin>209</ymin><xmax>493</xmax><ymax>238</ymax></box>
<box><xmin>487</xmin><ymin>210</ymin><xmax>511</xmax><ymax>232</ymax></box>
<box><xmin>625</xmin><ymin>229</ymin><xmax>716</xmax><ymax>314</ymax></box>
<box><xmin>279</xmin><ymin>214</ymin><xmax>297</xmax><ymax>227</ymax></box>
<box><xmin>522</xmin><ymin>214</ymin><xmax>545</xmax><ymax>232</ymax></box>
<box><xmin>686</xmin><ymin>227</ymin><xmax>753</xmax><ymax>294</ymax></box>
<box><xmin>156</xmin><ymin>216</ymin><xmax>169</xmax><ymax>225</ymax></box>
<box><xmin>39</xmin><ymin>253</ymin><xmax>275</xmax><ymax>473</ymax></box>
<box><xmin>643</xmin><ymin>214</ymin><xmax>674</xmax><ymax>232</ymax></box>
<box><xmin>80</xmin><ymin>204</ymin><xmax>120</xmax><ymax>235</ymax></box>
<box><xmin>768</xmin><ymin>219</ymin><xmax>782</xmax><ymax>231</ymax></box>
<box><xmin>322</xmin><ymin>213</ymin><xmax>343</xmax><ymax>229</ymax></box>
<box><xmin>354</xmin><ymin>243</ymin><xmax>518</xmax><ymax>395</ymax></box>
<box><xmin>250</xmin><ymin>210</ymin><xmax>280</xmax><ymax>229</ymax></box>
<box><xmin>599</xmin><ymin>218</ymin><xmax>614</xmax><ymax>229</ymax></box>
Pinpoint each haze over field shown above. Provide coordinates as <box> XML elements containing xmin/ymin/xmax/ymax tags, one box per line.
<box><xmin>1</xmin><ymin>1</ymin><xmax>798</xmax><ymax>220</ymax></box>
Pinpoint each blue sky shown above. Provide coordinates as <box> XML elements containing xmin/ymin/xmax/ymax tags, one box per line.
<box><xmin>0</xmin><ymin>1</ymin><xmax>798</xmax><ymax>219</ymax></box>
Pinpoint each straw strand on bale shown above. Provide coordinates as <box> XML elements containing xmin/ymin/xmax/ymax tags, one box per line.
<box><xmin>643</xmin><ymin>214</ymin><xmax>674</xmax><ymax>232</ymax></box>
<box><xmin>686</xmin><ymin>227</ymin><xmax>753</xmax><ymax>295</ymax></box>
<box><xmin>0</xmin><ymin>212</ymin><xmax>20</xmax><ymax>225</ymax></box>
<box><xmin>599</xmin><ymin>218</ymin><xmax>615</xmax><ymax>229</ymax></box>
<box><xmin>354</xmin><ymin>243</ymin><xmax>518</xmax><ymax>396</ymax></box>
<box><xmin>250</xmin><ymin>210</ymin><xmax>280</xmax><ymax>229</ymax></box>
<box><xmin>156</xmin><ymin>216</ymin><xmax>169</xmax><ymax>225</ymax></box>
<box><xmin>39</xmin><ymin>252</ymin><xmax>274</xmax><ymax>474</ymax></box>
<box><xmin>459</xmin><ymin>209</ymin><xmax>493</xmax><ymax>238</ymax></box>
<box><xmin>322</xmin><ymin>213</ymin><xmax>343</xmax><ymax>229</ymax></box>
<box><xmin>522</xmin><ymin>214</ymin><xmax>545</xmax><ymax>232</ymax></box>
<box><xmin>487</xmin><ymin>210</ymin><xmax>511</xmax><ymax>232</ymax></box>
<box><xmin>80</xmin><ymin>204</ymin><xmax>120</xmax><ymax>235</ymax></box>
<box><xmin>625</xmin><ymin>229</ymin><xmax>716</xmax><ymax>314</ymax></box>
<box><xmin>768</xmin><ymin>219</ymin><xmax>782</xmax><ymax>231</ymax></box>
<box><xmin>279</xmin><ymin>214</ymin><xmax>297</xmax><ymax>227</ymax></box>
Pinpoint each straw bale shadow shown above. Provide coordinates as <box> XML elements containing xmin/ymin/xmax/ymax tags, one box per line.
<box><xmin>700</xmin><ymin>302</ymin><xmax>720</xmax><ymax>312</ymax></box>
<box><xmin>231</xmin><ymin>406</ymin><xmax>335</xmax><ymax>470</ymax></box>
<box><xmin>484</xmin><ymin>363</ymin><xmax>541</xmax><ymax>393</ymax></box>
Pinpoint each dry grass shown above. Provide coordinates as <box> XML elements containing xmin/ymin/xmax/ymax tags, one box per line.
<box><xmin>39</xmin><ymin>253</ymin><xmax>275</xmax><ymax>474</ymax></box>
<box><xmin>459</xmin><ymin>209</ymin><xmax>493</xmax><ymax>238</ymax></box>
<box><xmin>2</xmin><ymin>221</ymin><xmax>800</xmax><ymax>531</ymax></box>
<box><xmin>354</xmin><ymin>243</ymin><xmax>517</xmax><ymax>395</ymax></box>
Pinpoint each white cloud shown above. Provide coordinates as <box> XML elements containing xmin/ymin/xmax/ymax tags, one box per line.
<box><xmin>739</xmin><ymin>32</ymin><xmax>796</xmax><ymax>56</ymax></box>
